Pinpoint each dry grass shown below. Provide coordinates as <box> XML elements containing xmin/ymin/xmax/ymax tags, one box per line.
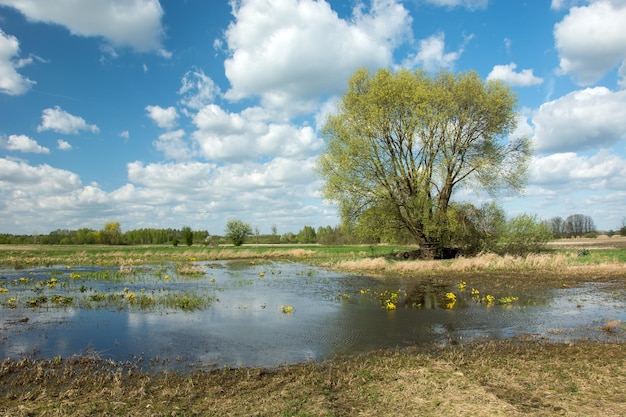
<box><xmin>1</xmin><ymin>341</ymin><xmax>624</xmax><ymax>416</ymax></box>
<box><xmin>327</xmin><ymin>252</ymin><xmax>624</xmax><ymax>274</ymax></box>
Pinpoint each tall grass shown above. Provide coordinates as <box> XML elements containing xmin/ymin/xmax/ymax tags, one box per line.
<box><xmin>327</xmin><ymin>252</ymin><xmax>625</xmax><ymax>274</ymax></box>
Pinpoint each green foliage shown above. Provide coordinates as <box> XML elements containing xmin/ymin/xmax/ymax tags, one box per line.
<box><xmin>317</xmin><ymin>67</ymin><xmax>531</xmax><ymax>246</ymax></box>
<box><xmin>497</xmin><ymin>214</ymin><xmax>552</xmax><ymax>256</ymax></box>
<box><xmin>181</xmin><ymin>226</ymin><xmax>193</xmax><ymax>246</ymax></box>
<box><xmin>296</xmin><ymin>226</ymin><xmax>317</xmax><ymax>243</ymax></box>
<box><xmin>448</xmin><ymin>202</ymin><xmax>507</xmax><ymax>254</ymax></box>
<box><xmin>225</xmin><ymin>219</ymin><xmax>253</xmax><ymax>246</ymax></box>
<box><xmin>100</xmin><ymin>222</ymin><xmax>122</xmax><ymax>245</ymax></box>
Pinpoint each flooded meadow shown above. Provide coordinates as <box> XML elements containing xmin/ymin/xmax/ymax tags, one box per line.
<box><xmin>1</xmin><ymin>259</ymin><xmax>624</xmax><ymax>371</ymax></box>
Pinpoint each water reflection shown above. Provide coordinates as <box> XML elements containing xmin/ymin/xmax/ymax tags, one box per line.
<box><xmin>0</xmin><ymin>262</ymin><xmax>624</xmax><ymax>370</ymax></box>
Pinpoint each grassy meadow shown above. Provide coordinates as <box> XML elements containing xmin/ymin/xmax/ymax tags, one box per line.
<box><xmin>0</xmin><ymin>239</ymin><xmax>625</xmax><ymax>416</ymax></box>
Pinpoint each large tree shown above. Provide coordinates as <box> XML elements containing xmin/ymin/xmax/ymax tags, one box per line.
<box><xmin>317</xmin><ymin>68</ymin><xmax>532</xmax><ymax>250</ymax></box>
<box><xmin>224</xmin><ymin>219</ymin><xmax>252</xmax><ymax>247</ymax></box>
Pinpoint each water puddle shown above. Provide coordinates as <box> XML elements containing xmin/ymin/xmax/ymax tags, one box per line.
<box><xmin>1</xmin><ymin>261</ymin><xmax>624</xmax><ymax>370</ymax></box>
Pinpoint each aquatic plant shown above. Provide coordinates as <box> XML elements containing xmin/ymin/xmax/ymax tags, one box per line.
<box><xmin>483</xmin><ymin>294</ymin><xmax>496</xmax><ymax>305</ymax></box>
<box><xmin>176</xmin><ymin>262</ymin><xmax>205</xmax><ymax>276</ymax></box>
<box><xmin>162</xmin><ymin>294</ymin><xmax>206</xmax><ymax>311</ymax></box>
<box><xmin>497</xmin><ymin>296</ymin><xmax>519</xmax><ymax>305</ymax></box>
<box><xmin>336</xmin><ymin>293</ymin><xmax>350</xmax><ymax>302</ymax></box>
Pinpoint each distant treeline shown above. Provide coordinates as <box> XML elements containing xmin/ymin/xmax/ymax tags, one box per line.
<box><xmin>0</xmin><ymin>224</ymin><xmax>371</xmax><ymax>246</ymax></box>
<box><xmin>2</xmin><ymin>213</ymin><xmax>623</xmax><ymax>246</ymax></box>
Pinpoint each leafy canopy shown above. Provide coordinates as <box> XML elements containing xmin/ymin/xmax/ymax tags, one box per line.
<box><xmin>224</xmin><ymin>219</ymin><xmax>253</xmax><ymax>247</ymax></box>
<box><xmin>317</xmin><ymin>67</ymin><xmax>532</xmax><ymax>246</ymax></box>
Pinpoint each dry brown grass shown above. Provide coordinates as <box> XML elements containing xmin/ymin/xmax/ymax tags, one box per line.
<box><xmin>327</xmin><ymin>252</ymin><xmax>625</xmax><ymax>274</ymax></box>
<box><xmin>1</xmin><ymin>341</ymin><xmax>624</xmax><ymax>416</ymax></box>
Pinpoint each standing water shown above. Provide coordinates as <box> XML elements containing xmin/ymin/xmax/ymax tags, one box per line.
<box><xmin>1</xmin><ymin>261</ymin><xmax>624</xmax><ymax>370</ymax></box>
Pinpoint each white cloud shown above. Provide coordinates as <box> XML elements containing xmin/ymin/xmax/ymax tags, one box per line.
<box><xmin>402</xmin><ymin>32</ymin><xmax>463</xmax><ymax>72</ymax></box>
<box><xmin>0</xmin><ymin>157</ymin><xmax>82</xmax><ymax>194</ymax></box>
<box><xmin>424</xmin><ymin>0</ymin><xmax>489</xmax><ymax>9</ymax></box>
<box><xmin>145</xmin><ymin>105</ymin><xmax>179</xmax><ymax>130</ymax></box>
<box><xmin>0</xmin><ymin>158</ymin><xmax>114</xmax><ymax>232</ymax></box>
<box><xmin>223</xmin><ymin>0</ymin><xmax>410</xmax><ymax>113</ymax></box>
<box><xmin>531</xmin><ymin>150</ymin><xmax>626</xmax><ymax>190</ymax></box>
<box><xmin>127</xmin><ymin>160</ymin><xmax>215</xmax><ymax>190</ymax></box>
<box><xmin>153</xmin><ymin>129</ymin><xmax>193</xmax><ymax>160</ymax></box>
<box><xmin>191</xmin><ymin>104</ymin><xmax>323</xmax><ymax>162</ymax></box>
<box><xmin>178</xmin><ymin>69</ymin><xmax>221</xmax><ymax>110</ymax></box>
<box><xmin>0</xmin><ymin>29</ymin><xmax>36</xmax><ymax>95</ymax></box>
<box><xmin>0</xmin><ymin>153</ymin><xmax>334</xmax><ymax>234</ymax></box>
<box><xmin>1</xmin><ymin>134</ymin><xmax>49</xmax><ymax>153</ymax></box>
<box><xmin>37</xmin><ymin>106</ymin><xmax>100</xmax><ymax>134</ymax></box>
<box><xmin>532</xmin><ymin>87</ymin><xmax>626</xmax><ymax>153</ymax></box>
<box><xmin>57</xmin><ymin>139</ymin><xmax>72</xmax><ymax>150</ymax></box>
<box><xmin>119</xmin><ymin>130</ymin><xmax>130</xmax><ymax>140</ymax></box>
<box><xmin>554</xmin><ymin>0</ymin><xmax>626</xmax><ymax>85</ymax></box>
<box><xmin>0</xmin><ymin>0</ymin><xmax>168</xmax><ymax>55</ymax></box>
<box><xmin>487</xmin><ymin>63</ymin><xmax>544</xmax><ymax>87</ymax></box>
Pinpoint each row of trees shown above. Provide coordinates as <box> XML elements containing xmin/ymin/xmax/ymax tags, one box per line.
<box><xmin>0</xmin><ymin>223</ymin><xmax>209</xmax><ymax>246</ymax></box>
<box><xmin>0</xmin><ymin>211</ymin><xmax>621</xmax><ymax>254</ymax></box>
<box><xmin>548</xmin><ymin>214</ymin><xmax>597</xmax><ymax>238</ymax></box>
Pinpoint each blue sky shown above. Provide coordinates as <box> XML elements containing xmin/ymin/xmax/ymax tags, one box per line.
<box><xmin>1</xmin><ymin>0</ymin><xmax>625</xmax><ymax>236</ymax></box>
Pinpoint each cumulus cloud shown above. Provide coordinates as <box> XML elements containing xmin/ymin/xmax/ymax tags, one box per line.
<box><xmin>153</xmin><ymin>129</ymin><xmax>193</xmax><ymax>160</ymax></box>
<box><xmin>531</xmin><ymin>150</ymin><xmax>626</xmax><ymax>191</ymax></box>
<box><xmin>0</xmin><ymin>157</ymin><xmax>81</xmax><ymax>194</ymax></box>
<box><xmin>178</xmin><ymin>69</ymin><xmax>221</xmax><ymax>110</ymax></box>
<box><xmin>1</xmin><ymin>134</ymin><xmax>49</xmax><ymax>153</ymax></box>
<box><xmin>402</xmin><ymin>32</ymin><xmax>465</xmax><ymax>72</ymax></box>
<box><xmin>487</xmin><ymin>63</ymin><xmax>544</xmax><ymax>86</ymax></box>
<box><xmin>223</xmin><ymin>0</ymin><xmax>410</xmax><ymax>112</ymax></box>
<box><xmin>127</xmin><ymin>160</ymin><xmax>214</xmax><ymax>190</ymax></box>
<box><xmin>145</xmin><ymin>105</ymin><xmax>179</xmax><ymax>130</ymax></box>
<box><xmin>532</xmin><ymin>87</ymin><xmax>626</xmax><ymax>153</ymax></box>
<box><xmin>37</xmin><ymin>106</ymin><xmax>100</xmax><ymax>134</ymax></box>
<box><xmin>0</xmin><ymin>29</ymin><xmax>36</xmax><ymax>95</ymax></box>
<box><xmin>191</xmin><ymin>104</ymin><xmax>323</xmax><ymax>162</ymax></box>
<box><xmin>0</xmin><ymin>0</ymin><xmax>168</xmax><ymax>55</ymax></box>
<box><xmin>554</xmin><ymin>0</ymin><xmax>626</xmax><ymax>85</ymax></box>
<box><xmin>0</xmin><ymin>157</ymin><xmax>114</xmax><ymax>231</ymax></box>
<box><xmin>57</xmin><ymin>139</ymin><xmax>72</xmax><ymax>150</ymax></box>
